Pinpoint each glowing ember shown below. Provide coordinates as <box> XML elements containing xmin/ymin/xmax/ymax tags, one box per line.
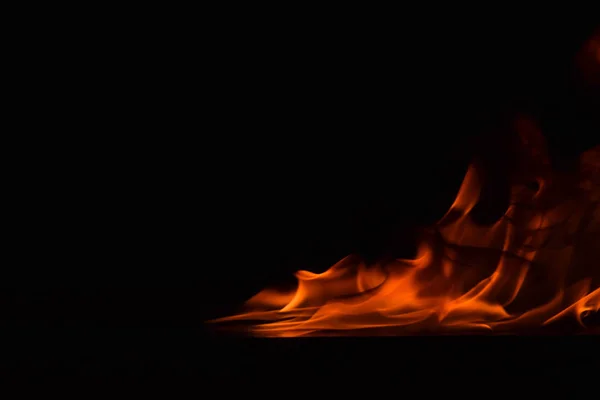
<box><xmin>209</xmin><ymin>117</ymin><xmax>599</xmax><ymax>337</ymax></box>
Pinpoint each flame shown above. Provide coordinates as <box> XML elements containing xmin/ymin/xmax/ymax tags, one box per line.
<box><xmin>211</xmin><ymin>122</ymin><xmax>600</xmax><ymax>336</ymax></box>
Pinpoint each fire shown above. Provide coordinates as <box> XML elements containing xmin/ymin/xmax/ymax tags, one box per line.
<box><xmin>211</xmin><ymin>122</ymin><xmax>599</xmax><ymax>336</ymax></box>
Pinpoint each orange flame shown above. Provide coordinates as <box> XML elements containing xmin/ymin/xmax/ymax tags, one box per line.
<box><xmin>211</xmin><ymin>122</ymin><xmax>600</xmax><ymax>336</ymax></box>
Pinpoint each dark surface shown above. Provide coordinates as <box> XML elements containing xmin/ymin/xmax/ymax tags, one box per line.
<box><xmin>2</xmin><ymin>331</ymin><xmax>598</xmax><ymax>385</ymax></box>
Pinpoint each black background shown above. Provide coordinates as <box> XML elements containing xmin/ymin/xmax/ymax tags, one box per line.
<box><xmin>3</xmin><ymin>12</ymin><xmax>599</xmax><ymax>383</ymax></box>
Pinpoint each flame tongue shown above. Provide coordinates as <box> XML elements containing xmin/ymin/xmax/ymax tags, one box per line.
<box><xmin>213</xmin><ymin>133</ymin><xmax>600</xmax><ymax>336</ymax></box>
